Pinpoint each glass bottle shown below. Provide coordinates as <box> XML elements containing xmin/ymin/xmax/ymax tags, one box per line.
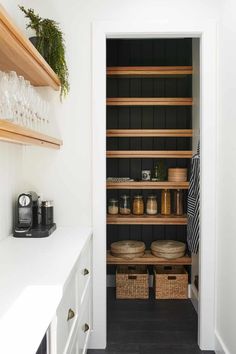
<box><xmin>146</xmin><ymin>195</ymin><xmax>158</xmax><ymax>215</ymax></box>
<box><xmin>174</xmin><ymin>189</ymin><xmax>183</xmax><ymax>216</ymax></box>
<box><xmin>119</xmin><ymin>195</ymin><xmax>131</xmax><ymax>215</ymax></box>
<box><xmin>133</xmin><ymin>195</ymin><xmax>144</xmax><ymax>215</ymax></box>
<box><xmin>161</xmin><ymin>189</ymin><xmax>171</xmax><ymax>215</ymax></box>
<box><xmin>108</xmin><ymin>198</ymin><xmax>119</xmax><ymax>215</ymax></box>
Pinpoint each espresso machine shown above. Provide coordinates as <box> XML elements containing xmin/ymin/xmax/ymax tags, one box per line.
<box><xmin>13</xmin><ymin>192</ymin><xmax>56</xmax><ymax>238</ymax></box>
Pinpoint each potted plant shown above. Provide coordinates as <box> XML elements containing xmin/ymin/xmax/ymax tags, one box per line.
<box><xmin>19</xmin><ymin>6</ymin><xmax>69</xmax><ymax>99</ymax></box>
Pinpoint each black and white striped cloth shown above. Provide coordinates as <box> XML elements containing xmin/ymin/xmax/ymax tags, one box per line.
<box><xmin>187</xmin><ymin>144</ymin><xmax>200</xmax><ymax>254</ymax></box>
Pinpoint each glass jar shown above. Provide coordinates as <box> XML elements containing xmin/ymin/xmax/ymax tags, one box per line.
<box><xmin>174</xmin><ymin>189</ymin><xmax>183</xmax><ymax>216</ymax></box>
<box><xmin>133</xmin><ymin>195</ymin><xmax>144</xmax><ymax>215</ymax></box>
<box><xmin>161</xmin><ymin>189</ymin><xmax>171</xmax><ymax>215</ymax></box>
<box><xmin>108</xmin><ymin>198</ymin><xmax>119</xmax><ymax>215</ymax></box>
<box><xmin>119</xmin><ymin>195</ymin><xmax>131</xmax><ymax>215</ymax></box>
<box><xmin>146</xmin><ymin>195</ymin><xmax>158</xmax><ymax>215</ymax></box>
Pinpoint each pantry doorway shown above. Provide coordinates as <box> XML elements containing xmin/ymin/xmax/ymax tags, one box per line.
<box><xmin>91</xmin><ymin>20</ymin><xmax>217</xmax><ymax>351</ymax></box>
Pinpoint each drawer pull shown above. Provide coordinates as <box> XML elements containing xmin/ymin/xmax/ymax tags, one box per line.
<box><xmin>83</xmin><ymin>323</ymin><xmax>90</xmax><ymax>332</ymax></box>
<box><xmin>83</xmin><ymin>268</ymin><xmax>89</xmax><ymax>276</ymax></box>
<box><xmin>67</xmin><ymin>308</ymin><xmax>75</xmax><ymax>321</ymax></box>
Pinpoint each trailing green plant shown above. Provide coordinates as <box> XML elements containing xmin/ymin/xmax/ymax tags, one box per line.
<box><xmin>19</xmin><ymin>6</ymin><xmax>69</xmax><ymax>99</ymax></box>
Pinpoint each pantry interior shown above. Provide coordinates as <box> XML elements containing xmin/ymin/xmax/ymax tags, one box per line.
<box><xmin>106</xmin><ymin>36</ymin><xmax>200</xmax><ymax>338</ymax></box>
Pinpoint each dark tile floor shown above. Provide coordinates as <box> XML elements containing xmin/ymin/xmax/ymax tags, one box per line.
<box><xmin>88</xmin><ymin>288</ymin><xmax>215</xmax><ymax>354</ymax></box>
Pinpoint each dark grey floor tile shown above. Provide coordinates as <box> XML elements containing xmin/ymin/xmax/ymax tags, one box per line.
<box><xmin>89</xmin><ymin>289</ymin><xmax>215</xmax><ymax>354</ymax></box>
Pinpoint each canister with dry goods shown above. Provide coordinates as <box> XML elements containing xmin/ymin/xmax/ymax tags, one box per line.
<box><xmin>174</xmin><ymin>189</ymin><xmax>183</xmax><ymax>216</ymax></box>
<box><xmin>108</xmin><ymin>198</ymin><xmax>119</xmax><ymax>215</ymax></box>
<box><xmin>161</xmin><ymin>189</ymin><xmax>171</xmax><ymax>215</ymax></box>
<box><xmin>133</xmin><ymin>195</ymin><xmax>144</xmax><ymax>215</ymax></box>
<box><xmin>120</xmin><ymin>195</ymin><xmax>131</xmax><ymax>215</ymax></box>
<box><xmin>146</xmin><ymin>195</ymin><xmax>158</xmax><ymax>215</ymax></box>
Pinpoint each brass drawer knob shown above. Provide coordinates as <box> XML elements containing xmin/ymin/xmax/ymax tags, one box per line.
<box><xmin>83</xmin><ymin>323</ymin><xmax>89</xmax><ymax>332</ymax></box>
<box><xmin>83</xmin><ymin>268</ymin><xmax>89</xmax><ymax>276</ymax></box>
<box><xmin>67</xmin><ymin>308</ymin><xmax>75</xmax><ymax>321</ymax></box>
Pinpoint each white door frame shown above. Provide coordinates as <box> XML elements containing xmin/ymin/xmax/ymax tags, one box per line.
<box><xmin>91</xmin><ymin>20</ymin><xmax>217</xmax><ymax>350</ymax></box>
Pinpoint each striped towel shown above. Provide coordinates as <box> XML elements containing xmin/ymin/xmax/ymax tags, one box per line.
<box><xmin>187</xmin><ymin>144</ymin><xmax>200</xmax><ymax>254</ymax></box>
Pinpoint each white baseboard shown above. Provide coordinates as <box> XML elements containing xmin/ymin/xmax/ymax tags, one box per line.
<box><xmin>215</xmin><ymin>330</ymin><xmax>230</xmax><ymax>354</ymax></box>
<box><xmin>107</xmin><ymin>275</ymin><xmax>191</xmax><ymax>298</ymax></box>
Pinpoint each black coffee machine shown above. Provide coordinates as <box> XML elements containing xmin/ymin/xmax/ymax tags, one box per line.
<box><xmin>13</xmin><ymin>192</ymin><xmax>56</xmax><ymax>238</ymax></box>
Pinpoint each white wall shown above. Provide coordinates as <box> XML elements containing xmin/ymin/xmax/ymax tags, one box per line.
<box><xmin>0</xmin><ymin>0</ymin><xmax>34</xmax><ymax>241</ymax></box>
<box><xmin>215</xmin><ymin>1</ymin><xmax>236</xmax><ymax>353</ymax></box>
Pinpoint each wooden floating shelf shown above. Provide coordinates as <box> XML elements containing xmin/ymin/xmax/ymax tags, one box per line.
<box><xmin>107</xmin><ymin>150</ymin><xmax>192</xmax><ymax>158</ymax></box>
<box><xmin>107</xmin><ymin>181</ymin><xmax>189</xmax><ymax>190</ymax></box>
<box><xmin>107</xmin><ymin>97</ymin><xmax>193</xmax><ymax>106</ymax></box>
<box><xmin>107</xmin><ymin>129</ymin><xmax>193</xmax><ymax>138</ymax></box>
<box><xmin>107</xmin><ymin>66</ymin><xmax>193</xmax><ymax>78</ymax></box>
<box><xmin>107</xmin><ymin>250</ymin><xmax>192</xmax><ymax>265</ymax></box>
<box><xmin>0</xmin><ymin>120</ymin><xmax>62</xmax><ymax>149</ymax></box>
<box><xmin>107</xmin><ymin>214</ymin><xmax>187</xmax><ymax>225</ymax></box>
<box><xmin>0</xmin><ymin>6</ymin><xmax>60</xmax><ymax>90</ymax></box>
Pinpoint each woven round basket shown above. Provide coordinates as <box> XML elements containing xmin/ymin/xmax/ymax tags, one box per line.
<box><xmin>111</xmin><ymin>240</ymin><xmax>145</xmax><ymax>259</ymax></box>
<box><xmin>168</xmin><ymin>168</ymin><xmax>187</xmax><ymax>182</ymax></box>
<box><xmin>151</xmin><ymin>240</ymin><xmax>186</xmax><ymax>259</ymax></box>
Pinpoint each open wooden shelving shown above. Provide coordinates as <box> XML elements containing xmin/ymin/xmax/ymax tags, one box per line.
<box><xmin>0</xmin><ymin>120</ymin><xmax>62</xmax><ymax>149</ymax></box>
<box><xmin>107</xmin><ymin>150</ymin><xmax>192</xmax><ymax>158</ymax></box>
<box><xmin>107</xmin><ymin>129</ymin><xmax>193</xmax><ymax>138</ymax></box>
<box><xmin>0</xmin><ymin>5</ymin><xmax>60</xmax><ymax>90</ymax></box>
<box><xmin>107</xmin><ymin>66</ymin><xmax>193</xmax><ymax>78</ymax></box>
<box><xmin>107</xmin><ymin>250</ymin><xmax>192</xmax><ymax>265</ymax></box>
<box><xmin>107</xmin><ymin>97</ymin><xmax>193</xmax><ymax>106</ymax></box>
<box><xmin>107</xmin><ymin>181</ymin><xmax>189</xmax><ymax>190</ymax></box>
<box><xmin>107</xmin><ymin>214</ymin><xmax>187</xmax><ymax>225</ymax></box>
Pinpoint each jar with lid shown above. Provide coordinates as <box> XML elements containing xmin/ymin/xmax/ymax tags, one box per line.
<box><xmin>119</xmin><ymin>195</ymin><xmax>131</xmax><ymax>215</ymax></box>
<box><xmin>108</xmin><ymin>198</ymin><xmax>119</xmax><ymax>215</ymax></box>
<box><xmin>146</xmin><ymin>195</ymin><xmax>158</xmax><ymax>215</ymax></box>
<box><xmin>174</xmin><ymin>189</ymin><xmax>184</xmax><ymax>216</ymax></box>
<box><xmin>161</xmin><ymin>189</ymin><xmax>171</xmax><ymax>215</ymax></box>
<box><xmin>133</xmin><ymin>195</ymin><xmax>144</xmax><ymax>215</ymax></box>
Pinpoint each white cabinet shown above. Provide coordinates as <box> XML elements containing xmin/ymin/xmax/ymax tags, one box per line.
<box><xmin>49</xmin><ymin>236</ymin><xmax>92</xmax><ymax>354</ymax></box>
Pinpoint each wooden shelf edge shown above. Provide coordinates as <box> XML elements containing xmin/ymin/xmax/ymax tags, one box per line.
<box><xmin>107</xmin><ymin>250</ymin><xmax>192</xmax><ymax>265</ymax></box>
<box><xmin>0</xmin><ymin>5</ymin><xmax>60</xmax><ymax>90</ymax></box>
<box><xmin>107</xmin><ymin>214</ymin><xmax>187</xmax><ymax>225</ymax></box>
<box><xmin>106</xmin><ymin>181</ymin><xmax>189</xmax><ymax>189</ymax></box>
<box><xmin>107</xmin><ymin>98</ymin><xmax>193</xmax><ymax>106</ymax></box>
<box><xmin>107</xmin><ymin>66</ymin><xmax>193</xmax><ymax>77</ymax></box>
<box><xmin>0</xmin><ymin>120</ymin><xmax>62</xmax><ymax>149</ymax></box>
<box><xmin>107</xmin><ymin>129</ymin><xmax>193</xmax><ymax>137</ymax></box>
<box><xmin>107</xmin><ymin>150</ymin><xmax>192</xmax><ymax>158</ymax></box>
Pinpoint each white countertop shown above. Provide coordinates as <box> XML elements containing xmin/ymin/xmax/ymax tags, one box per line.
<box><xmin>0</xmin><ymin>226</ymin><xmax>92</xmax><ymax>354</ymax></box>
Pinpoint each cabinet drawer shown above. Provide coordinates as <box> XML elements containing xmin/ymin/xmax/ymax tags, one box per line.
<box><xmin>77</xmin><ymin>289</ymin><xmax>91</xmax><ymax>354</ymax></box>
<box><xmin>64</xmin><ymin>282</ymin><xmax>91</xmax><ymax>354</ymax></box>
<box><xmin>56</xmin><ymin>274</ymin><xmax>77</xmax><ymax>354</ymax></box>
<box><xmin>76</xmin><ymin>240</ymin><xmax>91</xmax><ymax>307</ymax></box>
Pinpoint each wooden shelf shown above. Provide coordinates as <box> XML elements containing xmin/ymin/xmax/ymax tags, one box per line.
<box><xmin>0</xmin><ymin>120</ymin><xmax>62</xmax><ymax>149</ymax></box>
<box><xmin>107</xmin><ymin>250</ymin><xmax>191</xmax><ymax>265</ymax></box>
<box><xmin>107</xmin><ymin>181</ymin><xmax>189</xmax><ymax>190</ymax></box>
<box><xmin>107</xmin><ymin>66</ymin><xmax>193</xmax><ymax>78</ymax></box>
<box><xmin>0</xmin><ymin>6</ymin><xmax>60</xmax><ymax>90</ymax></box>
<box><xmin>107</xmin><ymin>98</ymin><xmax>193</xmax><ymax>106</ymax></box>
<box><xmin>107</xmin><ymin>214</ymin><xmax>187</xmax><ymax>225</ymax></box>
<box><xmin>107</xmin><ymin>150</ymin><xmax>192</xmax><ymax>158</ymax></box>
<box><xmin>107</xmin><ymin>129</ymin><xmax>193</xmax><ymax>138</ymax></box>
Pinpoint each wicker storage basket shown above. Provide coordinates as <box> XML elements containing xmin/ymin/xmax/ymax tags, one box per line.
<box><xmin>111</xmin><ymin>240</ymin><xmax>145</xmax><ymax>259</ymax></box>
<box><xmin>151</xmin><ymin>240</ymin><xmax>186</xmax><ymax>259</ymax></box>
<box><xmin>154</xmin><ymin>265</ymin><xmax>188</xmax><ymax>299</ymax></box>
<box><xmin>116</xmin><ymin>265</ymin><xmax>149</xmax><ymax>299</ymax></box>
<box><xmin>168</xmin><ymin>168</ymin><xmax>187</xmax><ymax>182</ymax></box>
